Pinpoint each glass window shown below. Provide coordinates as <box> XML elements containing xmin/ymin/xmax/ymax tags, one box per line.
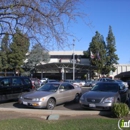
<box><xmin>12</xmin><ymin>78</ymin><xmax>23</xmax><ymax>86</ymax></box>
<box><xmin>63</xmin><ymin>83</ymin><xmax>74</xmax><ymax>90</ymax></box>
<box><xmin>0</xmin><ymin>78</ymin><xmax>11</xmax><ymax>87</ymax></box>
<box><xmin>23</xmin><ymin>78</ymin><xmax>31</xmax><ymax>85</ymax></box>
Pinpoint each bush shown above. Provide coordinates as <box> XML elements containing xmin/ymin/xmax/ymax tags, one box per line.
<box><xmin>112</xmin><ymin>103</ymin><xmax>129</xmax><ymax>118</ymax></box>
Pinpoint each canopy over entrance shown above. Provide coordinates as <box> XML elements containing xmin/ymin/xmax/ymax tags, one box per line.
<box><xmin>36</xmin><ymin>62</ymin><xmax>97</xmax><ymax>72</ymax></box>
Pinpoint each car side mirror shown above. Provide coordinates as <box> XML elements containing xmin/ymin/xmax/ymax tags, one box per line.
<box><xmin>59</xmin><ymin>89</ymin><xmax>65</xmax><ymax>92</ymax></box>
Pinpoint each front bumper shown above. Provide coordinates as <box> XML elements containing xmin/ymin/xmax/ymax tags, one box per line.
<box><xmin>79</xmin><ymin>100</ymin><xmax>113</xmax><ymax>110</ymax></box>
<box><xmin>18</xmin><ymin>99</ymin><xmax>47</xmax><ymax>108</ymax></box>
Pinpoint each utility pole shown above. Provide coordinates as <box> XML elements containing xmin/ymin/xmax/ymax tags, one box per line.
<box><xmin>73</xmin><ymin>43</ymin><xmax>75</xmax><ymax>81</ymax></box>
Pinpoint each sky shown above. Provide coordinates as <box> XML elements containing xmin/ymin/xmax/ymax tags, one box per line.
<box><xmin>64</xmin><ymin>0</ymin><xmax>130</xmax><ymax>64</ymax></box>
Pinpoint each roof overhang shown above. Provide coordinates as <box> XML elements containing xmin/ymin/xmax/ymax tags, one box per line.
<box><xmin>36</xmin><ymin>62</ymin><xmax>97</xmax><ymax>72</ymax></box>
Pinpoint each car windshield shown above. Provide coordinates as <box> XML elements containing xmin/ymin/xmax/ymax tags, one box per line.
<box><xmin>37</xmin><ymin>83</ymin><xmax>60</xmax><ymax>92</ymax></box>
<box><xmin>91</xmin><ymin>83</ymin><xmax>119</xmax><ymax>92</ymax></box>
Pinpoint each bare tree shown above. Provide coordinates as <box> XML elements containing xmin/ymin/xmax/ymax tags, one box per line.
<box><xmin>0</xmin><ymin>0</ymin><xmax>86</xmax><ymax>49</ymax></box>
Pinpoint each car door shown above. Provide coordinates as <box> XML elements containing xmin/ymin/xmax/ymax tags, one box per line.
<box><xmin>11</xmin><ymin>77</ymin><xmax>24</xmax><ymax>97</ymax></box>
<box><xmin>0</xmin><ymin>77</ymin><xmax>12</xmax><ymax>100</ymax></box>
<box><xmin>58</xmin><ymin>83</ymin><xmax>76</xmax><ymax>103</ymax></box>
<box><xmin>21</xmin><ymin>77</ymin><xmax>32</xmax><ymax>91</ymax></box>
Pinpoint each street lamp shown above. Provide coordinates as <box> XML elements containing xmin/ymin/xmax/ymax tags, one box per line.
<box><xmin>73</xmin><ymin>43</ymin><xmax>75</xmax><ymax>80</ymax></box>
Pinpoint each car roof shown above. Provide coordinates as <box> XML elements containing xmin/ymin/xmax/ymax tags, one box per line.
<box><xmin>97</xmin><ymin>81</ymin><xmax>119</xmax><ymax>85</ymax></box>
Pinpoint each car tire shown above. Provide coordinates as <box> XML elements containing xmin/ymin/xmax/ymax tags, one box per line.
<box><xmin>46</xmin><ymin>98</ymin><xmax>56</xmax><ymax>110</ymax></box>
<box><xmin>74</xmin><ymin>94</ymin><xmax>80</xmax><ymax>103</ymax></box>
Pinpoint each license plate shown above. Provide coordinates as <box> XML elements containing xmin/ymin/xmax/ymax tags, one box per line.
<box><xmin>23</xmin><ymin>101</ymin><xmax>28</xmax><ymax>105</ymax></box>
<box><xmin>89</xmin><ymin>104</ymin><xmax>96</xmax><ymax>107</ymax></box>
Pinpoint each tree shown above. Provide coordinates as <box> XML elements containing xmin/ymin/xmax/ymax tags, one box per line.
<box><xmin>9</xmin><ymin>28</ymin><xmax>30</xmax><ymax>75</ymax></box>
<box><xmin>24</xmin><ymin>43</ymin><xmax>50</xmax><ymax>76</ymax></box>
<box><xmin>104</xmin><ymin>26</ymin><xmax>119</xmax><ymax>74</ymax></box>
<box><xmin>84</xmin><ymin>31</ymin><xmax>106</xmax><ymax>78</ymax></box>
<box><xmin>0</xmin><ymin>0</ymin><xmax>86</xmax><ymax>48</ymax></box>
<box><xmin>0</xmin><ymin>33</ymin><xmax>10</xmax><ymax>76</ymax></box>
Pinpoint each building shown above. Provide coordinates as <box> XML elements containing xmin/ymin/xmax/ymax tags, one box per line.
<box><xmin>33</xmin><ymin>51</ymin><xmax>130</xmax><ymax>80</ymax></box>
<box><xmin>35</xmin><ymin>51</ymin><xmax>96</xmax><ymax>80</ymax></box>
<box><xmin>109</xmin><ymin>64</ymin><xmax>130</xmax><ymax>79</ymax></box>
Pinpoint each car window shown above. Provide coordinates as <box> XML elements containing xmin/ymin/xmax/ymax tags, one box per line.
<box><xmin>37</xmin><ymin>83</ymin><xmax>59</xmax><ymax>92</ymax></box>
<box><xmin>23</xmin><ymin>78</ymin><xmax>31</xmax><ymax>85</ymax></box>
<box><xmin>64</xmin><ymin>83</ymin><xmax>74</xmax><ymax>90</ymax></box>
<box><xmin>0</xmin><ymin>78</ymin><xmax>11</xmax><ymax>87</ymax></box>
<box><xmin>12</xmin><ymin>78</ymin><xmax>23</xmax><ymax>86</ymax></box>
<box><xmin>91</xmin><ymin>83</ymin><xmax>119</xmax><ymax>92</ymax></box>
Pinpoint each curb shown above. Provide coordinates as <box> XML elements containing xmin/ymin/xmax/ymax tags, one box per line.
<box><xmin>0</xmin><ymin>108</ymin><xmax>112</xmax><ymax>116</ymax></box>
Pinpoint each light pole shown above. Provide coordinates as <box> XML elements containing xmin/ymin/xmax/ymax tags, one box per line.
<box><xmin>73</xmin><ymin>43</ymin><xmax>75</xmax><ymax>80</ymax></box>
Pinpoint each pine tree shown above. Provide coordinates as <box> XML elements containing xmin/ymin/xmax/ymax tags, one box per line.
<box><xmin>88</xmin><ymin>31</ymin><xmax>106</xmax><ymax>77</ymax></box>
<box><xmin>9</xmin><ymin>28</ymin><xmax>30</xmax><ymax>75</ymax></box>
<box><xmin>0</xmin><ymin>33</ymin><xmax>10</xmax><ymax>76</ymax></box>
<box><xmin>104</xmin><ymin>26</ymin><xmax>119</xmax><ymax>74</ymax></box>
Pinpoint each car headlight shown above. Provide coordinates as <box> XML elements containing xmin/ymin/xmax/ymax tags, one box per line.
<box><xmin>32</xmin><ymin>98</ymin><xmax>40</xmax><ymax>101</ymax></box>
<box><xmin>103</xmin><ymin>97</ymin><xmax>114</xmax><ymax>103</ymax></box>
<box><xmin>32</xmin><ymin>98</ymin><xmax>44</xmax><ymax>101</ymax></box>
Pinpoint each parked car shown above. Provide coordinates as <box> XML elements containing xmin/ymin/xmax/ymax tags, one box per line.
<box><xmin>0</xmin><ymin>76</ymin><xmax>33</xmax><ymax>101</ymax></box>
<box><xmin>115</xmin><ymin>79</ymin><xmax>128</xmax><ymax>88</ymax></box>
<box><xmin>46</xmin><ymin>79</ymin><xmax>58</xmax><ymax>83</ymax></box>
<box><xmin>85</xmin><ymin>80</ymin><xmax>94</xmax><ymax>87</ymax></box>
<box><xmin>30</xmin><ymin>78</ymin><xmax>41</xmax><ymax>89</ymax></box>
<box><xmin>40</xmin><ymin>78</ymin><xmax>48</xmax><ymax>84</ymax></box>
<box><xmin>98</xmin><ymin>78</ymin><xmax>113</xmax><ymax>82</ymax></box>
<box><xmin>18</xmin><ymin>82</ymin><xmax>82</xmax><ymax>110</ymax></box>
<box><xmin>79</xmin><ymin>82</ymin><xmax>129</xmax><ymax>110</ymax></box>
<box><xmin>89</xmin><ymin>80</ymin><xmax>98</xmax><ymax>87</ymax></box>
<box><xmin>72</xmin><ymin>80</ymin><xmax>86</xmax><ymax>87</ymax></box>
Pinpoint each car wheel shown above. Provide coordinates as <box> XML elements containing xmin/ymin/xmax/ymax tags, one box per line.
<box><xmin>46</xmin><ymin>98</ymin><xmax>56</xmax><ymax>110</ymax></box>
<box><xmin>74</xmin><ymin>94</ymin><xmax>80</xmax><ymax>103</ymax></box>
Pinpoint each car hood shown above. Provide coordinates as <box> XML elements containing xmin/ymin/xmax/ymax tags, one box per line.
<box><xmin>21</xmin><ymin>90</ymin><xmax>54</xmax><ymax>98</ymax></box>
<box><xmin>83</xmin><ymin>91</ymin><xmax>117</xmax><ymax>98</ymax></box>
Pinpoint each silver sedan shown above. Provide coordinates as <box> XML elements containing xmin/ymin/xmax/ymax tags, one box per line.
<box><xmin>18</xmin><ymin>82</ymin><xmax>82</xmax><ymax>110</ymax></box>
<box><xmin>79</xmin><ymin>82</ymin><xmax>129</xmax><ymax>110</ymax></box>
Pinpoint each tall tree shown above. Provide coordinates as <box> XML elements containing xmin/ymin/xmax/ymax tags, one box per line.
<box><xmin>0</xmin><ymin>33</ymin><xmax>10</xmax><ymax>76</ymax></box>
<box><xmin>24</xmin><ymin>43</ymin><xmax>50</xmax><ymax>76</ymax></box>
<box><xmin>0</xmin><ymin>0</ymin><xmax>86</xmax><ymax>48</ymax></box>
<box><xmin>84</xmin><ymin>31</ymin><xmax>106</xmax><ymax>78</ymax></box>
<box><xmin>9</xmin><ymin>28</ymin><xmax>30</xmax><ymax>75</ymax></box>
<box><xmin>104</xmin><ymin>26</ymin><xmax>119</xmax><ymax>74</ymax></box>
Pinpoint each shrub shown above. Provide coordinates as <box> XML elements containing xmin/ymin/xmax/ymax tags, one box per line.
<box><xmin>112</xmin><ymin>103</ymin><xmax>129</xmax><ymax>118</ymax></box>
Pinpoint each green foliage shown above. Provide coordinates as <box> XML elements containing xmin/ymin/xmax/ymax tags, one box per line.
<box><xmin>0</xmin><ymin>33</ymin><xmax>10</xmax><ymax>75</ymax></box>
<box><xmin>9</xmin><ymin>28</ymin><xmax>30</xmax><ymax>73</ymax></box>
<box><xmin>84</xmin><ymin>26</ymin><xmax>119</xmax><ymax>75</ymax></box>
<box><xmin>104</xmin><ymin>26</ymin><xmax>119</xmax><ymax>74</ymax></box>
<box><xmin>112</xmin><ymin>103</ymin><xmax>129</xmax><ymax>118</ymax></box>
<box><xmin>24</xmin><ymin>43</ymin><xmax>50</xmax><ymax>71</ymax></box>
<box><xmin>88</xmin><ymin>31</ymin><xmax>106</xmax><ymax>74</ymax></box>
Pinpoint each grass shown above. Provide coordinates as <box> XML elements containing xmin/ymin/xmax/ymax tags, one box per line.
<box><xmin>0</xmin><ymin>117</ymin><xmax>120</xmax><ymax>130</ymax></box>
